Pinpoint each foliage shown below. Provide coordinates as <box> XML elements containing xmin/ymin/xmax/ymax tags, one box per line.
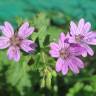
<box><xmin>0</xmin><ymin>0</ymin><xmax>96</xmax><ymax>96</ymax></box>
<box><xmin>0</xmin><ymin>12</ymin><xmax>96</xmax><ymax>96</ymax></box>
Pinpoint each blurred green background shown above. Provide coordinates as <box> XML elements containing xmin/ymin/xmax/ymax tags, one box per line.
<box><xmin>1</xmin><ymin>0</ymin><xmax>96</xmax><ymax>28</ymax></box>
<box><xmin>0</xmin><ymin>0</ymin><xmax>96</xmax><ymax>96</ymax></box>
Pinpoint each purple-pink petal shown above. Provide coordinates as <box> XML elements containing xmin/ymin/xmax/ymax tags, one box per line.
<box><xmin>18</xmin><ymin>22</ymin><xmax>34</xmax><ymax>38</ymax></box>
<box><xmin>58</xmin><ymin>33</ymin><xmax>70</xmax><ymax>48</ymax></box>
<box><xmin>70</xmin><ymin>44</ymin><xmax>86</xmax><ymax>56</ymax></box>
<box><xmin>62</xmin><ymin>62</ymin><xmax>68</xmax><ymax>75</ymax></box>
<box><xmin>0</xmin><ymin>22</ymin><xmax>14</xmax><ymax>38</ymax></box>
<box><xmin>85</xmin><ymin>32</ymin><xmax>96</xmax><ymax>45</ymax></box>
<box><xmin>86</xmin><ymin>38</ymin><xmax>96</xmax><ymax>45</ymax></box>
<box><xmin>83</xmin><ymin>44</ymin><xmax>94</xmax><ymax>56</ymax></box>
<box><xmin>71</xmin><ymin>56</ymin><xmax>84</xmax><ymax>69</ymax></box>
<box><xmin>68</xmin><ymin>58</ymin><xmax>79</xmax><ymax>74</ymax></box>
<box><xmin>7</xmin><ymin>46</ymin><xmax>20</xmax><ymax>62</ymax></box>
<box><xmin>56</xmin><ymin>58</ymin><xmax>63</xmax><ymax>72</ymax></box>
<box><xmin>85</xmin><ymin>32</ymin><xmax>96</xmax><ymax>39</ymax></box>
<box><xmin>18</xmin><ymin>22</ymin><xmax>29</xmax><ymax>34</ymax></box>
<box><xmin>83</xmin><ymin>22</ymin><xmax>91</xmax><ymax>33</ymax></box>
<box><xmin>82</xmin><ymin>51</ymin><xmax>87</xmax><ymax>57</ymax></box>
<box><xmin>59</xmin><ymin>32</ymin><xmax>65</xmax><ymax>43</ymax></box>
<box><xmin>59</xmin><ymin>41</ymin><xmax>69</xmax><ymax>49</ymax></box>
<box><xmin>78</xmin><ymin>18</ymin><xmax>84</xmax><ymax>33</ymax></box>
<box><xmin>70</xmin><ymin>21</ymin><xmax>77</xmax><ymax>35</ymax></box>
<box><xmin>49</xmin><ymin>50</ymin><xmax>59</xmax><ymax>58</ymax></box>
<box><xmin>69</xmin><ymin>36</ymin><xmax>76</xmax><ymax>43</ymax></box>
<box><xmin>50</xmin><ymin>43</ymin><xmax>60</xmax><ymax>51</ymax></box>
<box><xmin>0</xmin><ymin>36</ymin><xmax>10</xmax><ymax>49</ymax></box>
<box><xmin>20</xmin><ymin>39</ymin><xmax>35</xmax><ymax>53</ymax></box>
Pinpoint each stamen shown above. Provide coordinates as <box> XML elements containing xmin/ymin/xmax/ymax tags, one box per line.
<box><xmin>60</xmin><ymin>48</ymin><xmax>70</xmax><ymax>59</ymax></box>
<box><xmin>75</xmin><ymin>34</ymin><xmax>84</xmax><ymax>42</ymax></box>
<box><xmin>10</xmin><ymin>35</ymin><xmax>22</xmax><ymax>46</ymax></box>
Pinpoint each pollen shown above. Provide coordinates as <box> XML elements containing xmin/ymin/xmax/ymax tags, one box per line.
<box><xmin>75</xmin><ymin>34</ymin><xmax>84</xmax><ymax>42</ymax></box>
<box><xmin>10</xmin><ymin>35</ymin><xmax>22</xmax><ymax>46</ymax></box>
<box><xmin>60</xmin><ymin>48</ymin><xmax>70</xmax><ymax>59</ymax></box>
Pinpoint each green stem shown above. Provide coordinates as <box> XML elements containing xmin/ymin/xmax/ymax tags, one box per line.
<box><xmin>41</xmin><ymin>51</ymin><xmax>46</xmax><ymax>67</ymax></box>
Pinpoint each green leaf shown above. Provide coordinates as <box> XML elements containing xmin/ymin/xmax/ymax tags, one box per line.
<box><xmin>31</xmin><ymin>13</ymin><xmax>50</xmax><ymax>47</ymax></box>
<box><xmin>67</xmin><ymin>82</ymin><xmax>84</xmax><ymax>96</ymax></box>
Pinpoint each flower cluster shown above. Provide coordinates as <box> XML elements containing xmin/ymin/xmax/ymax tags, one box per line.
<box><xmin>0</xmin><ymin>18</ymin><xmax>96</xmax><ymax>75</ymax></box>
<box><xmin>0</xmin><ymin>22</ymin><xmax>36</xmax><ymax>61</ymax></box>
<box><xmin>49</xmin><ymin>18</ymin><xmax>96</xmax><ymax>75</ymax></box>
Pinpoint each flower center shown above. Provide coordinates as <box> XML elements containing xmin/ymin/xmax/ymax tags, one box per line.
<box><xmin>60</xmin><ymin>48</ymin><xmax>70</xmax><ymax>59</ymax></box>
<box><xmin>75</xmin><ymin>34</ymin><xmax>84</xmax><ymax>42</ymax></box>
<box><xmin>10</xmin><ymin>35</ymin><xmax>22</xmax><ymax>46</ymax></box>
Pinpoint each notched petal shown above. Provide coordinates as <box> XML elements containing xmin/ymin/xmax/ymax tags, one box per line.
<box><xmin>18</xmin><ymin>22</ymin><xmax>34</xmax><ymax>38</ymax></box>
<box><xmin>0</xmin><ymin>36</ymin><xmax>10</xmax><ymax>49</ymax></box>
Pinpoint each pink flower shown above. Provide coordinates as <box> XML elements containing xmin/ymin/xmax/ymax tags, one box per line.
<box><xmin>0</xmin><ymin>21</ymin><xmax>36</xmax><ymax>61</ymax></box>
<box><xmin>49</xmin><ymin>32</ymin><xmax>84</xmax><ymax>75</ymax></box>
<box><xmin>69</xmin><ymin>18</ymin><xmax>96</xmax><ymax>57</ymax></box>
